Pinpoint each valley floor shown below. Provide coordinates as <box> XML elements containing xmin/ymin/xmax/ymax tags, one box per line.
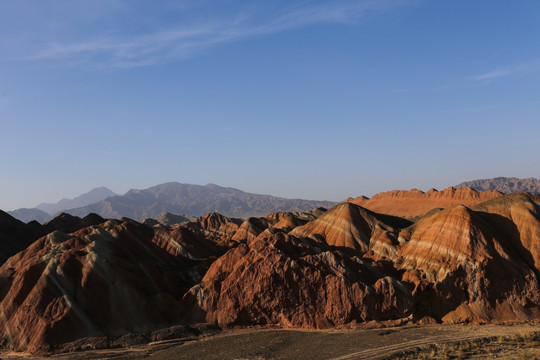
<box><xmin>4</xmin><ymin>323</ymin><xmax>540</xmax><ymax>360</ymax></box>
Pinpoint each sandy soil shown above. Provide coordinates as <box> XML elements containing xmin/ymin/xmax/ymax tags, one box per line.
<box><xmin>3</xmin><ymin>324</ymin><xmax>540</xmax><ymax>360</ymax></box>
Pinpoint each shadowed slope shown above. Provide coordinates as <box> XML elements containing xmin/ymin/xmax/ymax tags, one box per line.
<box><xmin>0</xmin><ymin>211</ymin><xmax>48</xmax><ymax>264</ymax></box>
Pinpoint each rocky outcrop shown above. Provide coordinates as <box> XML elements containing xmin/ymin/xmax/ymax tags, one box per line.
<box><xmin>184</xmin><ymin>212</ymin><xmax>242</xmax><ymax>240</ymax></box>
<box><xmin>0</xmin><ymin>219</ymin><xmax>223</xmax><ymax>352</ymax></box>
<box><xmin>265</xmin><ymin>208</ymin><xmax>326</xmax><ymax>230</ymax></box>
<box><xmin>182</xmin><ymin>204</ymin><xmax>414</xmax><ymax>328</ymax></box>
<box><xmin>347</xmin><ymin>187</ymin><xmax>502</xmax><ymax>219</ymax></box>
<box><xmin>183</xmin><ymin>231</ymin><xmax>413</xmax><ymax>328</ymax></box>
<box><xmin>156</xmin><ymin>213</ymin><xmax>194</xmax><ymax>226</ymax></box>
<box><xmin>231</xmin><ymin>217</ymin><xmax>276</xmax><ymax>243</ymax></box>
<box><xmin>290</xmin><ymin>203</ymin><xmax>410</xmax><ymax>259</ymax></box>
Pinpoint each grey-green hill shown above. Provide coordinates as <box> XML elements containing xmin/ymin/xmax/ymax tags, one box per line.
<box><xmin>456</xmin><ymin>176</ymin><xmax>540</xmax><ymax>194</ymax></box>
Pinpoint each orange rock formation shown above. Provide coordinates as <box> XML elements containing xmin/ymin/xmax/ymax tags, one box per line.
<box><xmin>347</xmin><ymin>187</ymin><xmax>503</xmax><ymax>219</ymax></box>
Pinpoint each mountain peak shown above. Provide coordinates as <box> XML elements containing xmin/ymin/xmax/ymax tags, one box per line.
<box><xmin>65</xmin><ymin>182</ymin><xmax>336</xmax><ymax>220</ymax></box>
<box><xmin>35</xmin><ymin>186</ymin><xmax>117</xmax><ymax>215</ymax></box>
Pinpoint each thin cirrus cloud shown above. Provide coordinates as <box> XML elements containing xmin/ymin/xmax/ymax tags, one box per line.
<box><xmin>30</xmin><ymin>0</ymin><xmax>409</xmax><ymax>68</ymax></box>
<box><xmin>474</xmin><ymin>60</ymin><xmax>540</xmax><ymax>81</ymax></box>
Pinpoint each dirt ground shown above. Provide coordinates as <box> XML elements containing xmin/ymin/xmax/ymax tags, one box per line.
<box><xmin>3</xmin><ymin>323</ymin><xmax>540</xmax><ymax>360</ymax></box>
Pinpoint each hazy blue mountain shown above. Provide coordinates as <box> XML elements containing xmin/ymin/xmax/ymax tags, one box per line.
<box><xmin>8</xmin><ymin>186</ymin><xmax>117</xmax><ymax>223</ymax></box>
<box><xmin>6</xmin><ymin>208</ymin><xmax>51</xmax><ymax>224</ymax></box>
<box><xmin>66</xmin><ymin>182</ymin><xmax>336</xmax><ymax>220</ymax></box>
<box><xmin>36</xmin><ymin>186</ymin><xmax>117</xmax><ymax>215</ymax></box>
<box><xmin>456</xmin><ymin>177</ymin><xmax>540</xmax><ymax>194</ymax></box>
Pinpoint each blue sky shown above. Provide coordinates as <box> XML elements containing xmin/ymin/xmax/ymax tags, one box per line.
<box><xmin>1</xmin><ymin>0</ymin><xmax>539</xmax><ymax>210</ymax></box>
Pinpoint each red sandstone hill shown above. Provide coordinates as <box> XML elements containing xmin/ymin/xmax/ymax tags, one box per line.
<box><xmin>184</xmin><ymin>195</ymin><xmax>540</xmax><ymax>327</ymax></box>
<box><xmin>346</xmin><ymin>187</ymin><xmax>503</xmax><ymax>219</ymax></box>
<box><xmin>0</xmin><ymin>217</ymin><xmax>224</xmax><ymax>352</ymax></box>
<box><xmin>397</xmin><ymin>194</ymin><xmax>540</xmax><ymax>323</ymax></box>
<box><xmin>1</xmin><ymin>194</ymin><xmax>540</xmax><ymax>353</ymax></box>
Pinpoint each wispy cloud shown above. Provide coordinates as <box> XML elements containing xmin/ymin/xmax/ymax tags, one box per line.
<box><xmin>432</xmin><ymin>84</ymin><xmax>449</xmax><ymax>92</ymax></box>
<box><xmin>28</xmin><ymin>0</ymin><xmax>410</xmax><ymax>68</ymax></box>
<box><xmin>474</xmin><ymin>60</ymin><xmax>539</xmax><ymax>81</ymax></box>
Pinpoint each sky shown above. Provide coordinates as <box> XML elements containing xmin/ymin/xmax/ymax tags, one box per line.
<box><xmin>1</xmin><ymin>0</ymin><xmax>540</xmax><ymax>210</ymax></box>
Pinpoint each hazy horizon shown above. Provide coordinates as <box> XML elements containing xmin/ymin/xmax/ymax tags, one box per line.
<box><xmin>2</xmin><ymin>0</ymin><xmax>539</xmax><ymax>210</ymax></box>
<box><xmin>4</xmin><ymin>176</ymin><xmax>539</xmax><ymax>212</ymax></box>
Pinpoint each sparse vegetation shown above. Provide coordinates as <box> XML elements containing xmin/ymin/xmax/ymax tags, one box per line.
<box><xmin>387</xmin><ymin>331</ymin><xmax>540</xmax><ymax>359</ymax></box>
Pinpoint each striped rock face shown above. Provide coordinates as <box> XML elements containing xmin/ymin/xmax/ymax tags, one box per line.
<box><xmin>397</xmin><ymin>194</ymin><xmax>540</xmax><ymax>323</ymax></box>
<box><xmin>290</xmin><ymin>202</ymin><xmax>410</xmax><ymax>258</ymax></box>
<box><xmin>347</xmin><ymin>187</ymin><xmax>503</xmax><ymax>219</ymax></box>
<box><xmin>0</xmin><ymin>219</ymin><xmax>222</xmax><ymax>352</ymax></box>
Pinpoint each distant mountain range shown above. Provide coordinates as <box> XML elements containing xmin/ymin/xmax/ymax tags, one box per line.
<box><xmin>7</xmin><ymin>177</ymin><xmax>539</xmax><ymax>224</ymax></box>
<box><xmin>36</xmin><ymin>186</ymin><xmax>117</xmax><ymax>215</ymax></box>
<box><xmin>456</xmin><ymin>177</ymin><xmax>540</xmax><ymax>194</ymax></box>
<box><xmin>65</xmin><ymin>182</ymin><xmax>336</xmax><ymax>220</ymax></box>
<box><xmin>6</xmin><ymin>208</ymin><xmax>51</xmax><ymax>224</ymax></box>
<box><xmin>8</xmin><ymin>187</ymin><xmax>117</xmax><ymax>223</ymax></box>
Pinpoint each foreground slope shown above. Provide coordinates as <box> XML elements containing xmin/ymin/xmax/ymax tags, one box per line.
<box><xmin>66</xmin><ymin>182</ymin><xmax>336</xmax><ymax>220</ymax></box>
